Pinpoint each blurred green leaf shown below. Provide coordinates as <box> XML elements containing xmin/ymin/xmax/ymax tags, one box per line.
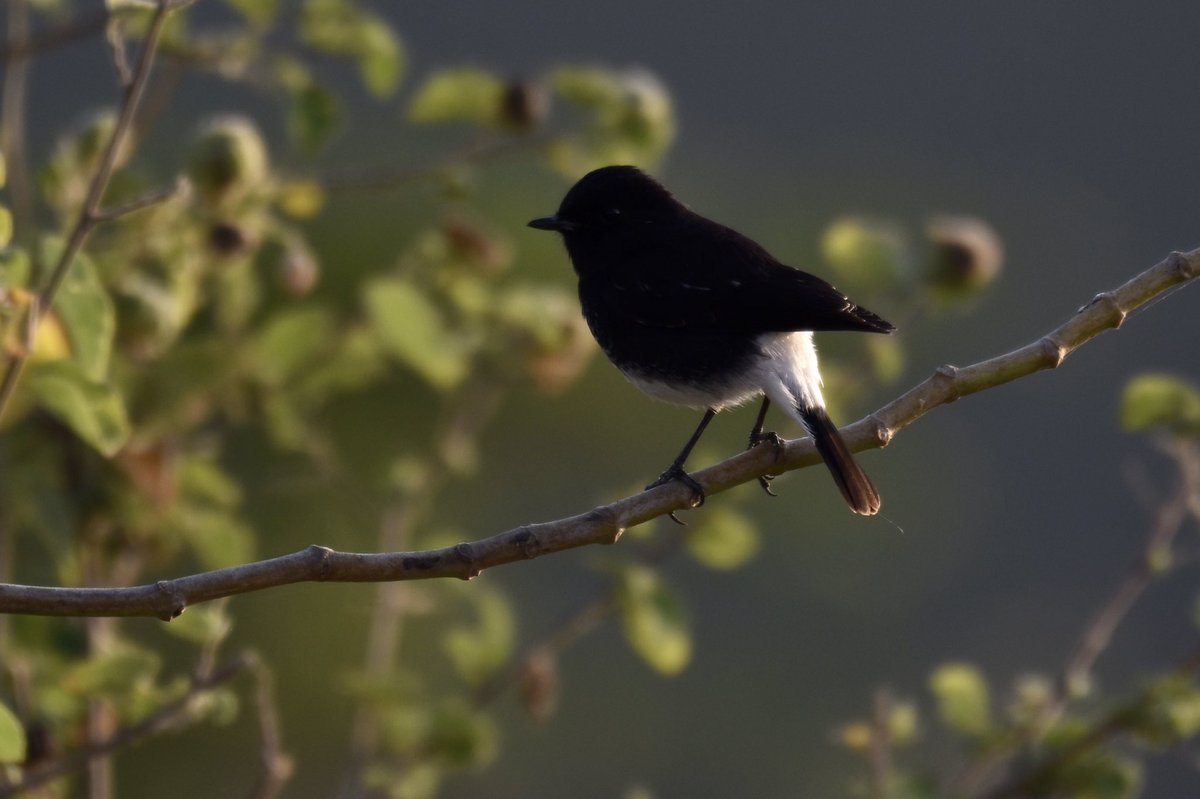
<box><xmin>0</xmin><ymin>701</ymin><xmax>25</xmax><ymax>765</ymax></box>
<box><xmin>442</xmin><ymin>589</ymin><xmax>515</xmax><ymax>687</ymax></box>
<box><xmin>0</xmin><ymin>206</ymin><xmax>11</xmax><ymax>249</ymax></box>
<box><xmin>288</xmin><ymin>83</ymin><xmax>340</xmax><ymax>153</ymax></box>
<box><xmin>0</xmin><ymin>148</ymin><xmax>6</xmax><ymax>188</ymax></box>
<box><xmin>617</xmin><ymin>564</ymin><xmax>692</xmax><ymax>676</ymax></box>
<box><xmin>163</xmin><ymin>603</ymin><xmax>233</xmax><ymax>646</ymax></box>
<box><xmin>0</xmin><ymin>247</ymin><xmax>31</xmax><ymax>291</ymax></box>
<box><xmin>293</xmin><ymin>326</ymin><xmax>385</xmax><ymax>403</ymax></box>
<box><xmin>179</xmin><ymin>454</ymin><xmax>229</xmax><ymax>498</ymax></box>
<box><xmin>364</xmin><ymin>278</ymin><xmax>472</xmax><ymax>391</ymax></box>
<box><xmin>1041</xmin><ymin>749</ymin><xmax>1142</xmax><ymax>799</ymax></box>
<box><xmin>428</xmin><ymin>700</ymin><xmax>498</xmax><ymax>769</ymax></box>
<box><xmin>547</xmin><ymin>67</ymin><xmax>675</xmax><ymax>177</ymax></box>
<box><xmin>684</xmin><ymin>506</ymin><xmax>760</xmax><ymax>571</ymax></box>
<box><xmin>409</xmin><ymin>68</ymin><xmax>505</xmax><ymax>127</ymax></box>
<box><xmin>364</xmin><ymin>761</ymin><xmax>442</xmax><ymax>799</ymax></box>
<box><xmin>866</xmin><ymin>334</ymin><xmax>906</xmax><ymax>384</ymax></box>
<box><xmin>65</xmin><ymin>647</ymin><xmax>160</xmax><ymax>698</ymax></box>
<box><xmin>175</xmin><ymin>508</ymin><xmax>256</xmax><ymax>571</ymax></box>
<box><xmin>929</xmin><ymin>662</ymin><xmax>991</xmax><ymax>737</ymax></box>
<box><xmin>355</xmin><ymin>16</ymin><xmax>404</xmax><ymax>98</ymax></box>
<box><xmin>1127</xmin><ymin>675</ymin><xmax>1200</xmax><ymax>746</ymax></box>
<box><xmin>24</xmin><ymin>360</ymin><xmax>130</xmax><ymax>456</ymax></box>
<box><xmin>300</xmin><ymin>0</ymin><xmax>404</xmax><ymax>98</ymax></box>
<box><xmin>222</xmin><ymin>0</ymin><xmax>279</xmax><ymax>25</ymax></box>
<box><xmin>1121</xmin><ymin>373</ymin><xmax>1200</xmax><ymax>437</ymax></box>
<box><xmin>43</xmin><ymin>241</ymin><xmax>114</xmax><ymax>381</ymax></box>
<box><xmin>821</xmin><ymin>216</ymin><xmax>911</xmax><ymax>294</ymax></box>
<box><xmin>253</xmin><ymin>306</ymin><xmax>335</xmax><ymax>387</ymax></box>
<box><xmin>188</xmin><ymin>116</ymin><xmax>269</xmax><ymax>206</ymax></box>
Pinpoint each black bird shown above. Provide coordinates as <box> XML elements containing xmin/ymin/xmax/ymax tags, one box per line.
<box><xmin>529</xmin><ymin>165</ymin><xmax>893</xmax><ymax>515</ymax></box>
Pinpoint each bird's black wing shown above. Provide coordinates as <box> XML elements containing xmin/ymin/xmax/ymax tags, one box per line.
<box><xmin>604</xmin><ymin>217</ymin><xmax>894</xmax><ymax>336</ymax></box>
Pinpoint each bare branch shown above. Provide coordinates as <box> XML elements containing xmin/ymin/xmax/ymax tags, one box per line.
<box><xmin>0</xmin><ymin>0</ymin><xmax>176</xmax><ymax>418</ymax></box>
<box><xmin>0</xmin><ymin>248</ymin><xmax>1196</xmax><ymax>619</ymax></box>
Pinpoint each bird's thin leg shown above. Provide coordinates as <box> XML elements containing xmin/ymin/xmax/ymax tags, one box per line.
<box><xmin>647</xmin><ymin>408</ymin><xmax>716</xmax><ymax>524</ymax></box>
<box><xmin>747</xmin><ymin>397</ymin><xmax>784</xmax><ymax>496</ymax></box>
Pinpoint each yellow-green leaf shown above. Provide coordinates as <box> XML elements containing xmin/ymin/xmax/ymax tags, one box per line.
<box><xmin>1121</xmin><ymin>373</ymin><xmax>1200</xmax><ymax>437</ymax></box>
<box><xmin>442</xmin><ymin>589</ymin><xmax>515</xmax><ymax>687</ymax></box>
<box><xmin>929</xmin><ymin>662</ymin><xmax>991</xmax><ymax>737</ymax></box>
<box><xmin>0</xmin><ymin>701</ymin><xmax>25</xmax><ymax>764</ymax></box>
<box><xmin>254</xmin><ymin>306</ymin><xmax>334</xmax><ymax>386</ymax></box>
<box><xmin>409</xmin><ymin>68</ymin><xmax>505</xmax><ymax>127</ymax></box>
<box><xmin>363</xmin><ymin>278</ymin><xmax>471</xmax><ymax>391</ymax></box>
<box><xmin>821</xmin><ymin>216</ymin><xmax>911</xmax><ymax>293</ymax></box>
<box><xmin>42</xmin><ymin>241</ymin><xmax>114</xmax><ymax>381</ymax></box>
<box><xmin>24</xmin><ymin>360</ymin><xmax>130</xmax><ymax>456</ymax></box>
<box><xmin>685</xmin><ymin>506</ymin><xmax>760</xmax><ymax>570</ymax></box>
<box><xmin>617</xmin><ymin>564</ymin><xmax>692</xmax><ymax>676</ymax></box>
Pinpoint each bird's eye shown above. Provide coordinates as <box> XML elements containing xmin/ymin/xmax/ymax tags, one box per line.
<box><xmin>604</xmin><ymin>207</ymin><xmax>623</xmax><ymax>219</ymax></box>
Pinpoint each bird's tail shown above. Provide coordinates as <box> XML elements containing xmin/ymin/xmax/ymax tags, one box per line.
<box><xmin>798</xmin><ymin>406</ymin><xmax>881</xmax><ymax>516</ymax></box>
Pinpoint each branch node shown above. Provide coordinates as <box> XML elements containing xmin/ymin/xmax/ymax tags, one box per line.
<box><xmin>1039</xmin><ymin>335</ymin><xmax>1068</xmax><ymax>368</ymax></box>
<box><xmin>585</xmin><ymin>505</ymin><xmax>625</xmax><ymax>544</ymax></box>
<box><xmin>933</xmin><ymin>365</ymin><xmax>961</xmax><ymax>401</ymax></box>
<box><xmin>513</xmin><ymin>526</ymin><xmax>543</xmax><ymax>559</ymax></box>
<box><xmin>454</xmin><ymin>543</ymin><xmax>480</xmax><ymax>580</ymax></box>
<box><xmin>154</xmin><ymin>581</ymin><xmax>186</xmax><ymax>621</ymax></box>
<box><xmin>1084</xmin><ymin>291</ymin><xmax>1127</xmax><ymax>328</ymax></box>
<box><xmin>868</xmin><ymin>414</ymin><xmax>893</xmax><ymax>447</ymax></box>
<box><xmin>305</xmin><ymin>545</ymin><xmax>335</xmax><ymax>579</ymax></box>
<box><xmin>1167</xmin><ymin>250</ymin><xmax>1197</xmax><ymax>279</ymax></box>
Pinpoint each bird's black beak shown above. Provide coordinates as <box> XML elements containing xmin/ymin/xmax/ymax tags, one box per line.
<box><xmin>528</xmin><ymin>215</ymin><xmax>574</xmax><ymax>232</ymax></box>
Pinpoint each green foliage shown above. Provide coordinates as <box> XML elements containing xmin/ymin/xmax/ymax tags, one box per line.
<box><xmin>43</xmin><ymin>241</ymin><xmax>114</xmax><ymax>381</ymax></box>
<box><xmin>616</xmin><ymin>563</ymin><xmax>692</xmax><ymax>676</ymax></box>
<box><xmin>0</xmin><ymin>4</ymin><xmax>1032</xmax><ymax>798</ymax></box>
<box><xmin>409</xmin><ymin>68</ymin><xmax>507</xmax><ymax>128</ymax></box>
<box><xmin>929</xmin><ymin>662</ymin><xmax>992</xmax><ymax>737</ymax></box>
<box><xmin>684</xmin><ymin>506</ymin><xmax>760</xmax><ymax>570</ymax></box>
<box><xmin>23</xmin><ymin>361</ymin><xmax>130</xmax><ymax>456</ymax></box>
<box><xmin>822</xmin><ymin>216</ymin><xmax>912</xmax><ymax>294</ymax></box>
<box><xmin>187</xmin><ymin>116</ymin><xmax>269</xmax><ymax>206</ymax></box>
<box><xmin>0</xmin><ymin>701</ymin><xmax>26</xmax><ymax>765</ymax></box>
<box><xmin>441</xmin><ymin>587</ymin><xmax>515</xmax><ymax>687</ymax></box>
<box><xmin>364</xmin><ymin>278</ymin><xmax>473</xmax><ymax>391</ymax></box>
<box><xmin>1121</xmin><ymin>373</ymin><xmax>1200</xmax><ymax>437</ymax></box>
<box><xmin>546</xmin><ymin>67</ymin><xmax>676</xmax><ymax>177</ymax></box>
<box><xmin>288</xmin><ymin>82</ymin><xmax>341</xmax><ymax>152</ymax></box>
<box><xmin>300</xmin><ymin>0</ymin><xmax>405</xmax><ymax>99</ymax></box>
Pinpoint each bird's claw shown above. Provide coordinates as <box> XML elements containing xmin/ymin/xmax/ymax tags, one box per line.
<box><xmin>646</xmin><ymin>465</ymin><xmax>705</xmax><ymax>525</ymax></box>
<box><xmin>748</xmin><ymin>429</ymin><xmax>785</xmax><ymax>497</ymax></box>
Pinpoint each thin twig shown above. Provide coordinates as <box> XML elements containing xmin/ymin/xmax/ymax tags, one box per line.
<box><xmin>981</xmin><ymin>648</ymin><xmax>1200</xmax><ymax>799</ymax></box>
<box><xmin>952</xmin><ymin>441</ymin><xmax>1200</xmax><ymax>796</ymax></box>
<box><xmin>0</xmin><ymin>0</ymin><xmax>175</xmax><ymax>419</ymax></box>
<box><xmin>245</xmin><ymin>654</ymin><xmax>294</xmax><ymax>799</ymax></box>
<box><xmin>0</xmin><ymin>655</ymin><xmax>254</xmax><ymax>797</ymax></box>
<box><xmin>339</xmin><ymin>377</ymin><xmax>507</xmax><ymax>798</ymax></box>
<box><xmin>1</xmin><ymin>0</ymin><xmax>36</xmax><ymax>253</ymax></box>
<box><xmin>0</xmin><ymin>248</ymin><xmax>1196</xmax><ymax>618</ymax></box>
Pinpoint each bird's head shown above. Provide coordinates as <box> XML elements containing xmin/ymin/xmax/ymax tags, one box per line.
<box><xmin>528</xmin><ymin>165</ymin><xmax>684</xmax><ymax>240</ymax></box>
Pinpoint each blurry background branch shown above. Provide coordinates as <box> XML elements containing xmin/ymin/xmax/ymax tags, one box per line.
<box><xmin>0</xmin><ymin>246</ymin><xmax>1195</xmax><ymax>619</ymax></box>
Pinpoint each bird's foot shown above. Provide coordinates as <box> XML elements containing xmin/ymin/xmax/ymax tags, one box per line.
<box><xmin>747</xmin><ymin>429</ymin><xmax>785</xmax><ymax>497</ymax></box>
<box><xmin>646</xmin><ymin>465</ymin><xmax>705</xmax><ymax>525</ymax></box>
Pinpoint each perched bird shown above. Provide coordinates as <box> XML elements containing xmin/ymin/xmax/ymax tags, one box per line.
<box><xmin>529</xmin><ymin>165</ymin><xmax>893</xmax><ymax>515</ymax></box>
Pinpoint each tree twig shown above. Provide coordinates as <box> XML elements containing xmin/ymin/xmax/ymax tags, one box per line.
<box><xmin>0</xmin><ymin>248</ymin><xmax>1196</xmax><ymax>619</ymax></box>
<box><xmin>0</xmin><ymin>655</ymin><xmax>254</xmax><ymax>797</ymax></box>
<box><xmin>0</xmin><ymin>0</ymin><xmax>175</xmax><ymax>419</ymax></box>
